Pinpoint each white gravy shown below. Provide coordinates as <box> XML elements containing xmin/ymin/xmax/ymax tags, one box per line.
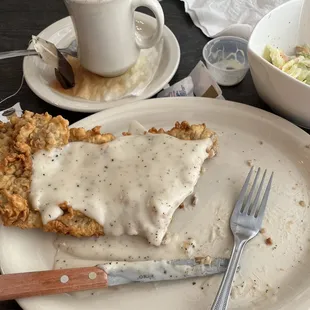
<box><xmin>30</xmin><ymin>133</ymin><xmax>213</xmax><ymax>246</ymax></box>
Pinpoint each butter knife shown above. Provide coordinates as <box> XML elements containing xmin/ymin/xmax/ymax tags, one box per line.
<box><xmin>0</xmin><ymin>257</ymin><xmax>228</xmax><ymax>300</ymax></box>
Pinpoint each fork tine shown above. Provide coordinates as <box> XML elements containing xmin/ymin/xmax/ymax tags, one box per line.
<box><xmin>255</xmin><ymin>172</ymin><xmax>274</xmax><ymax>224</ymax></box>
<box><xmin>234</xmin><ymin>167</ymin><xmax>254</xmax><ymax>213</ymax></box>
<box><xmin>243</xmin><ymin>168</ymin><xmax>261</xmax><ymax>214</ymax></box>
<box><xmin>249</xmin><ymin>169</ymin><xmax>267</xmax><ymax>216</ymax></box>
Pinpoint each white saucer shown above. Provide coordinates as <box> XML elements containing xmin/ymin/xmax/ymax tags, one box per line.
<box><xmin>23</xmin><ymin>13</ymin><xmax>180</xmax><ymax>113</ymax></box>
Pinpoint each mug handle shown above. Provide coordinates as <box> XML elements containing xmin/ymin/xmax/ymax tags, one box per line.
<box><xmin>131</xmin><ymin>0</ymin><xmax>165</xmax><ymax>49</ymax></box>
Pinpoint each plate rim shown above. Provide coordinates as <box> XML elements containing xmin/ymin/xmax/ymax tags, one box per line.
<box><xmin>3</xmin><ymin>97</ymin><xmax>310</xmax><ymax>310</ymax></box>
<box><xmin>72</xmin><ymin>97</ymin><xmax>310</xmax><ymax>143</ymax></box>
<box><xmin>23</xmin><ymin>14</ymin><xmax>181</xmax><ymax>113</ymax></box>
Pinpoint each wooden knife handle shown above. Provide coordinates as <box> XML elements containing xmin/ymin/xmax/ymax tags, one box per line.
<box><xmin>0</xmin><ymin>266</ymin><xmax>108</xmax><ymax>301</ymax></box>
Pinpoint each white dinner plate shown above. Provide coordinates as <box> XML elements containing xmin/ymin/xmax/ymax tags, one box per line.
<box><xmin>23</xmin><ymin>14</ymin><xmax>180</xmax><ymax>113</ymax></box>
<box><xmin>1</xmin><ymin>98</ymin><xmax>310</xmax><ymax>310</ymax></box>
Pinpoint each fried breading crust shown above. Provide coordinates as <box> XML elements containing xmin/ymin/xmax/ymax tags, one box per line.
<box><xmin>148</xmin><ymin>121</ymin><xmax>218</xmax><ymax>158</ymax></box>
<box><xmin>0</xmin><ymin>111</ymin><xmax>114</xmax><ymax>236</ymax></box>
<box><xmin>0</xmin><ymin>113</ymin><xmax>217</xmax><ymax>238</ymax></box>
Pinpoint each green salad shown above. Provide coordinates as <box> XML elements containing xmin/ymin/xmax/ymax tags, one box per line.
<box><xmin>263</xmin><ymin>44</ymin><xmax>310</xmax><ymax>85</ymax></box>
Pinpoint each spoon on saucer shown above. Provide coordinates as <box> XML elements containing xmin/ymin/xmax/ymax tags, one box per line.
<box><xmin>0</xmin><ymin>39</ymin><xmax>77</xmax><ymax>60</ymax></box>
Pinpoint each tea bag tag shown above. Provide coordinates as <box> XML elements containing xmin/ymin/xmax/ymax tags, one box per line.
<box><xmin>0</xmin><ymin>102</ymin><xmax>23</xmax><ymax>123</ymax></box>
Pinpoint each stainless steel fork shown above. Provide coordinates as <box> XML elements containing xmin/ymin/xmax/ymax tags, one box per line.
<box><xmin>211</xmin><ymin>167</ymin><xmax>273</xmax><ymax>310</ymax></box>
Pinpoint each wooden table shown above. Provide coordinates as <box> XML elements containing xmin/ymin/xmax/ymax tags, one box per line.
<box><xmin>0</xmin><ymin>0</ymin><xmax>270</xmax><ymax>309</ymax></box>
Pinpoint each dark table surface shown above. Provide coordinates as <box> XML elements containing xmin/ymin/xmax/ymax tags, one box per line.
<box><xmin>0</xmin><ymin>0</ymin><xmax>270</xmax><ymax>309</ymax></box>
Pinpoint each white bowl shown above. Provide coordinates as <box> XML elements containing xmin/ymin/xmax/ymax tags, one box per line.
<box><xmin>248</xmin><ymin>0</ymin><xmax>310</xmax><ymax>129</ymax></box>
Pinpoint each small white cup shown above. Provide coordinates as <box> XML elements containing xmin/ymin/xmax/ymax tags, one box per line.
<box><xmin>65</xmin><ymin>0</ymin><xmax>165</xmax><ymax>77</ymax></box>
<box><xmin>203</xmin><ymin>36</ymin><xmax>249</xmax><ymax>86</ymax></box>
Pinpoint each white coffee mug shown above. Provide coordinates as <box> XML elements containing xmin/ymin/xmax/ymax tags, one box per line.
<box><xmin>65</xmin><ymin>0</ymin><xmax>165</xmax><ymax>77</ymax></box>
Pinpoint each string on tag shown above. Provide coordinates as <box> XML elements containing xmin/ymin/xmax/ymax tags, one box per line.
<box><xmin>0</xmin><ymin>74</ymin><xmax>25</xmax><ymax>106</ymax></box>
<box><xmin>0</xmin><ymin>38</ymin><xmax>33</xmax><ymax>106</ymax></box>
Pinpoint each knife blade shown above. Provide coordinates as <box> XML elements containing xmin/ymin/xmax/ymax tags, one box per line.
<box><xmin>98</xmin><ymin>257</ymin><xmax>229</xmax><ymax>286</ymax></box>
